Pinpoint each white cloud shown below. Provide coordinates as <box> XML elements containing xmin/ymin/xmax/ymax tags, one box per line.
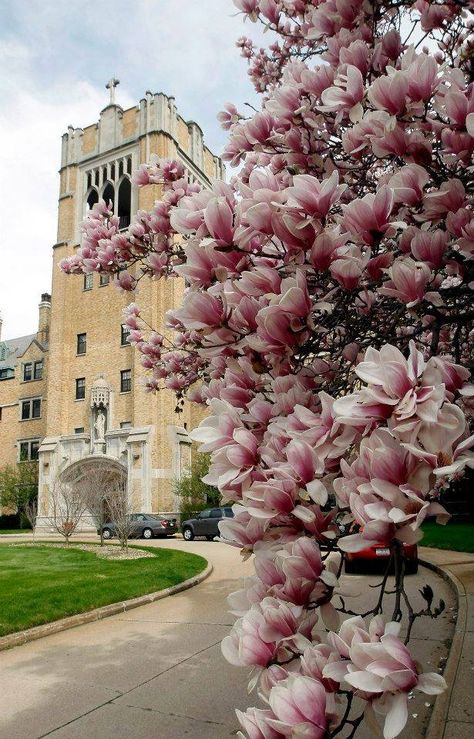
<box><xmin>0</xmin><ymin>1</ymin><xmax>266</xmax><ymax>340</ymax></box>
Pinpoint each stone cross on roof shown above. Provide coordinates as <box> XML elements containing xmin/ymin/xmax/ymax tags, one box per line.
<box><xmin>105</xmin><ymin>77</ymin><xmax>120</xmax><ymax>105</ymax></box>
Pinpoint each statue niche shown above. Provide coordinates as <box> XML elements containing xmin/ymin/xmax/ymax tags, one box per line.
<box><xmin>90</xmin><ymin>376</ymin><xmax>110</xmax><ymax>454</ymax></box>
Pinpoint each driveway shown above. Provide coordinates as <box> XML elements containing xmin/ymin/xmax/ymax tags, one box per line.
<box><xmin>0</xmin><ymin>538</ymin><xmax>456</xmax><ymax>738</ymax></box>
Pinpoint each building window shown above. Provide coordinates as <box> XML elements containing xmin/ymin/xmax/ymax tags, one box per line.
<box><xmin>74</xmin><ymin>427</ymin><xmax>85</xmax><ymax>434</ymax></box>
<box><xmin>121</xmin><ymin>324</ymin><xmax>130</xmax><ymax>346</ymax></box>
<box><xmin>23</xmin><ymin>361</ymin><xmax>43</xmax><ymax>381</ymax></box>
<box><xmin>75</xmin><ymin>377</ymin><xmax>86</xmax><ymax>400</ymax></box>
<box><xmin>19</xmin><ymin>439</ymin><xmax>40</xmax><ymax>462</ymax></box>
<box><xmin>85</xmin><ymin>159</ymin><xmax>133</xmax><ymax>225</ymax></box>
<box><xmin>0</xmin><ymin>368</ymin><xmax>13</xmax><ymax>380</ymax></box>
<box><xmin>34</xmin><ymin>360</ymin><xmax>43</xmax><ymax>380</ymax></box>
<box><xmin>84</xmin><ymin>273</ymin><xmax>93</xmax><ymax>290</ymax></box>
<box><xmin>120</xmin><ymin>369</ymin><xmax>131</xmax><ymax>393</ymax></box>
<box><xmin>118</xmin><ymin>178</ymin><xmax>131</xmax><ymax>228</ymax></box>
<box><xmin>99</xmin><ymin>273</ymin><xmax>110</xmax><ymax>286</ymax></box>
<box><xmin>102</xmin><ymin>182</ymin><xmax>115</xmax><ymax>210</ymax></box>
<box><xmin>23</xmin><ymin>363</ymin><xmax>32</xmax><ymax>381</ymax></box>
<box><xmin>21</xmin><ymin>398</ymin><xmax>41</xmax><ymax>420</ymax></box>
<box><xmin>77</xmin><ymin>333</ymin><xmax>87</xmax><ymax>355</ymax></box>
<box><xmin>120</xmin><ymin>421</ymin><xmax>131</xmax><ymax>429</ymax></box>
<box><xmin>86</xmin><ymin>188</ymin><xmax>99</xmax><ymax>211</ymax></box>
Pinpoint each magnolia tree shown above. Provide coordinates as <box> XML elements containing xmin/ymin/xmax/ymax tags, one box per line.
<box><xmin>62</xmin><ymin>0</ymin><xmax>473</xmax><ymax>736</ymax></box>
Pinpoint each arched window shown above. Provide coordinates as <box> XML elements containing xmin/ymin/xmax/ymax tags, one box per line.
<box><xmin>87</xmin><ymin>188</ymin><xmax>99</xmax><ymax>210</ymax></box>
<box><xmin>102</xmin><ymin>182</ymin><xmax>115</xmax><ymax>211</ymax></box>
<box><xmin>118</xmin><ymin>178</ymin><xmax>131</xmax><ymax>228</ymax></box>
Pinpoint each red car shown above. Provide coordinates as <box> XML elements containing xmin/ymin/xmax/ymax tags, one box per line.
<box><xmin>345</xmin><ymin>542</ymin><xmax>418</xmax><ymax>574</ymax></box>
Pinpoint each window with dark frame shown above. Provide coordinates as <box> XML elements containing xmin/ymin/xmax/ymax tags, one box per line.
<box><xmin>84</xmin><ymin>273</ymin><xmax>93</xmax><ymax>290</ymax></box>
<box><xmin>99</xmin><ymin>273</ymin><xmax>110</xmax><ymax>286</ymax></box>
<box><xmin>23</xmin><ymin>361</ymin><xmax>43</xmax><ymax>381</ymax></box>
<box><xmin>21</xmin><ymin>398</ymin><xmax>41</xmax><ymax>420</ymax></box>
<box><xmin>121</xmin><ymin>324</ymin><xmax>130</xmax><ymax>346</ymax></box>
<box><xmin>19</xmin><ymin>439</ymin><xmax>40</xmax><ymax>462</ymax></box>
<box><xmin>23</xmin><ymin>363</ymin><xmax>32</xmax><ymax>381</ymax></box>
<box><xmin>74</xmin><ymin>427</ymin><xmax>85</xmax><ymax>434</ymax></box>
<box><xmin>120</xmin><ymin>369</ymin><xmax>131</xmax><ymax>393</ymax></box>
<box><xmin>75</xmin><ymin>377</ymin><xmax>86</xmax><ymax>400</ymax></box>
<box><xmin>34</xmin><ymin>360</ymin><xmax>43</xmax><ymax>380</ymax></box>
<box><xmin>77</xmin><ymin>333</ymin><xmax>87</xmax><ymax>355</ymax></box>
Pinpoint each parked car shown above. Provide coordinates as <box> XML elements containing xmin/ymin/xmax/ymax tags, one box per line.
<box><xmin>345</xmin><ymin>541</ymin><xmax>418</xmax><ymax>574</ymax></box>
<box><xmin>99</xmin><ymin>513</ymin><xmax>177</xmax><ymax>540</ymax></box>
<box><xmin>181</xmin><ymin>507</ymin><xmax>234</xmax><ymax>541</ymax></box>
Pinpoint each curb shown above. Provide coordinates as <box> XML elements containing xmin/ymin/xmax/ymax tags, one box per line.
<box><xmin>0</xmin><ymin>561</ymin><xmax>213</xmax><ymax>652</ymax></box>
<box><xmin>418</xmin><ymin>557</ymin><xmax>467</xmax><ymax>739</ymax></box>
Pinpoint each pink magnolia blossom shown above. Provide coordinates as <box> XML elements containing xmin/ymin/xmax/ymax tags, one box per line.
<box><xmin>325</xmin><ymin>616</ymin><xmax>446</xmax><ymax>739</ymax></box>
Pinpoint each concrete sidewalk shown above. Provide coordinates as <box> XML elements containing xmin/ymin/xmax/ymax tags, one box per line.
<box><xmin>0</xmin><ymin>538</ymin><xmax>463</xmax><ymax>739</ymax></box>
<box><xmin>419</xmin><ymin>547</ymin><xmax>474</xmax><ymax>739</ymax></box>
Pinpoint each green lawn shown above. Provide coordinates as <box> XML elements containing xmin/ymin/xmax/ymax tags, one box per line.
<box><xmin>0</xmin><ymin>529</ymin><xmax>32</xmax><ymax>535</ymax></box>
<box><xmin>421</xmin><ymin>520</ymin><xmax>474</xmax><ymax>553</ymax></box>
<box><xmin>0</xmin><ymin>544</ymin><xmax>206</xmax><ymax>636</ymax></box>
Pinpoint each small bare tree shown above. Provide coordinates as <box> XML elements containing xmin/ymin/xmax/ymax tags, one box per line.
<box><xmin>75</xmin><ymin>463</ymin><xmax>119</xmax><ymax>546</ymax></box>
<box><xmin>24</xmin><ymin>498</ymin><xmax>38</xmax><ymax>537</ymax></box>
<box><xmin>104</xmin><ymin>478</ymin><xmax>132</xmax><ymax>550</ymax></box>
<box><xmin>47</xmin><ymin>477</ymin><xmax>88</xmax><ymax>545</ymax></box>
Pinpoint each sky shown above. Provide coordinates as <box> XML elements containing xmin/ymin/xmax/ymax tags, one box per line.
<box><xmin>0</xmin><ymin>0</ymin><xmax>266</xmax><ymax>340</ymax></box>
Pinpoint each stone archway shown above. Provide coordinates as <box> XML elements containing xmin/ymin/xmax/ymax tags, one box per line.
<box><xmin>58</xmin><ymin>455</ymin><xmax>128</xmax><ymax>532</ymax></box>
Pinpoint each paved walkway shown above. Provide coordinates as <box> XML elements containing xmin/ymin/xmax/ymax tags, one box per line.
<box><xmin>0</xmin><ymin>537</ymin><xmax>463</xmax><ymax>739</ymax></box>
<box><xmin>419</xmin><ymin>547</ymin><xmax>474</xmax><ymax>739</ymax></box>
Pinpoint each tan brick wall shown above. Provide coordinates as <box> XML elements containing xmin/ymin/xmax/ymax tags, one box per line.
<box><xmin>82</xmin><ymin>125</ymin><xmax>97</xmax><ymax>154</ymax></box>
<box><xmin>122</xmin><ymin>107</ymin><xmax>137</xmax><ymax>139</ymax></box>
<box><xmin>0</xmin><ymin>341</ymin><xmax>47</xmax><ymax>470</ymax></box>
<box><xmin>203</xmin><ymin>148</ymin><xmax>216</xmax><ymax>179</ymax></box>
<box><xmin>57</xmin><ymin>197</ymin><xmax>75</xmax><ymax>242</ymax></box>
<box><xmin>177</xmin><ymin>118</ymin><xmax>190</xmax><ymax>153</ymax></box>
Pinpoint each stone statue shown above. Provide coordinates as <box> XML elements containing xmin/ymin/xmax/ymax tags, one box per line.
<box><xmin>94</xmin><ymin>410</ymin><xmax>106</xmax><ymax>441</ymax></box>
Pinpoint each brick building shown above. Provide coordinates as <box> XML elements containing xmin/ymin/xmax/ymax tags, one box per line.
<box><xmin>0</xmin><ymin>83</ymin><xmax>222</xmax><ymax>530</ymax></box>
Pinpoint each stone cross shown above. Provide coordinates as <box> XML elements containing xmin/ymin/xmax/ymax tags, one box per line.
<box><xmin>106</xmin><ymin>77</ymin><xmax>120</xmax><ymax>105</ymax></box>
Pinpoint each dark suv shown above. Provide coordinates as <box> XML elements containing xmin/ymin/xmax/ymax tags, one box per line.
<box><xmin>181</xmin><ymin>507</ymin><xmax>234</xmax><ymax>541</ymax></box>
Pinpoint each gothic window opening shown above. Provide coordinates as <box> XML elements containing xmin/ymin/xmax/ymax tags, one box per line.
<box><xmin>87</xmin><ymin>188</ymin><xmax>99</xmax><ymax>211</ymax></box>
<box><xmin>118</xmin><ymin>178</ymin><xmax>131</xmax><ymax>228</ymax></box>
<box><xmin>102</xmin><ymin>182</ymin><xmax>115</xmax><ymax>211</ymax></box>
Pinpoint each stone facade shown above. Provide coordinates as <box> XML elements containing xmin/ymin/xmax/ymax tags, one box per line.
<box><xmin>0</xmin><ymin>88</ymin><xmax>220</xmax><ymax>531</ymax></box>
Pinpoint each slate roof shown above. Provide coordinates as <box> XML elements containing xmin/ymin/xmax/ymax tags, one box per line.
<box><xmin>0</xmin><ymin>334</ymin><xmax>37</xmax><ymax>370</ymax></box>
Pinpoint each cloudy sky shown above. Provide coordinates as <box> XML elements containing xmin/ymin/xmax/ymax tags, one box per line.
<box><xmin>0</xmin><ymin>0</ymin><xmax>266</xmax><ymax>340</ymax></box>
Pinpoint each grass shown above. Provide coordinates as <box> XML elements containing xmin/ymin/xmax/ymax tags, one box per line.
<box><xmin>0</xmin><ymin>544</ymin><xmax>207</xmax><ymax>636</ymax></box>
<box><xmin>0</xmin><ymin>529</ymin><xmax>32</xmax><ymax>535</ymax></box>
<box><xmin>421</xmin><ymin>520</ymin><xmax>474</xmax><ymax>553</ymax></box>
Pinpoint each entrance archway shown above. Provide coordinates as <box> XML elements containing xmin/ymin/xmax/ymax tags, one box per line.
<box><xmin>59</xmin><ymin>456</ymin><xmax>128</xmax><ymax>531</ymax></box>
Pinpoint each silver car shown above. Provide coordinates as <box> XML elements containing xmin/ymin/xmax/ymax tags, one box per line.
<box><xmin>99</xmin><ymin>513</ymin><xmax>178</xmax><ymax>540</ymax></box>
